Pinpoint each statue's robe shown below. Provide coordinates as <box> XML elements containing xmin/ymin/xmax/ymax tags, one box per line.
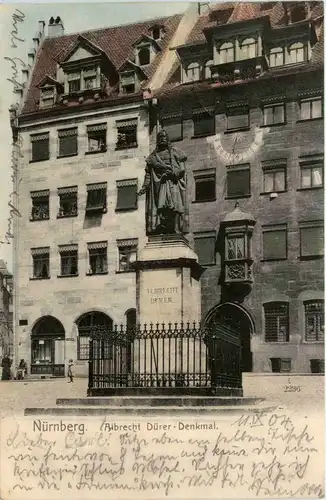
<box><xmin>143</xmin><ymin>147</ymin><xmax>188</xmax><ymax>234</ymax></box>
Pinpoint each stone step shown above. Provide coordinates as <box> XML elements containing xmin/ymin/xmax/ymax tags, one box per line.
<box><xmin>25</xmin><ymin>404</ymin><xmax>278</xmax><ymax>416</ymax></box>
<box><xmin>56</xmin><ymin>396</ymin><xmax>264</xmax><ymax>407</ymax></box>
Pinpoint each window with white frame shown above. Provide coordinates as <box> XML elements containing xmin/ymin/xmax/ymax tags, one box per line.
<box><xmin>31</xmin><ymin>247</ymin><xmax>50</xmax><ymax>279</ymax></box>
<box><xmin>299</xmin><ymin>97</ymin><xmax>323</xmax><ymax>120</ymax></box>
<box><xmin>87</xmin><ymin>241</ymin><xmax>108</xmax><ymax>275</ymax></box>
<box><xmin>304</xmin><ymin>301</ymin><xmax>324</xmax><ymax>342</ymax></box>
<box><xmin>262</xmin><ymin>103</ymin><xmax>285</xmax><ymax>126</ymax></box>
<box><xmin>288</xmin><ymin>42</ymin><xmax>305</xmax><ymax>64</ymax></box>
<box><xmin>87</xmin><ymin>123</ymin><xmax>107</xmax><ymax>153</ymax></box>
<box><xmin>117</xmin><ymin>239</ymin><xmax>138</xmax><ymax>272</ymax></box>
<box><xmin>58</xmin><ymin>186</ymin><xmax>78</xmax><ymax>218</ymax></box>
<box><xmin>219</xmin><ymin>41</ymin><xmax>234</xmax><ymax>64</ymax></box>
<box><xmin>264</xmin><ymin>302</ymin><xmax>289</xmax><ymax>342</ymax></box>
<box><xmin>240</xmin><ymin>38</ymin><xmax>257</xmax><ymax>60</ymax></box>
<box><xmin>184</xmin><ymin>62</ymin><xmax>200</xmax><ymax>83</ymax></box>
<box><xmin>120</xmin><ymin>71</ymin><xmax>136</xmax><ymax>94</ymax></box>
<box><xmin>269</xmin><ymin>47</ymin><xmax>284</xmax><ymax>67</ymax></box>
<box><xmin>40</xmin><ymin>86</ymin><xmax>56</xmax><ymax>108</ymax></box>
<box><xmin>263</xmin><ymin>163</ymin><xmax>286</xmax><ymax>193</ymax></box>
<box><xmin>31</xmin><ymin>190</ymin><xmax>50</xmax><ymax>221</ymax></box>
<box><xmin>299</xmin><ymin>156</ymin><xmax>323</xmax><ymax>188</ymax></box>
<box><xmin>59</xmin><ymin>244</ymin><xmax>78</xmax><ymax>276</ymax></box>
<box><xmin>204</xmin><ymin>60</ymin><xmax>213</xmax><ymax>79</ymax></box>
<box><xmin>68</xmin><ymin>72</ymin><xmax>81</xmax><ymax>93</ymax></box>
<box><xmin>116</xmin><ymin>119</ymin><xmax>138</xmax><ymax>150</ymax></box>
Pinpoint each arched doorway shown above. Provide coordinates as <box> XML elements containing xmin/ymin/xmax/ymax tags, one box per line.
<box><xmin>205</xmin><ymin>302</ymin><xmax>254</xmax><ymax>373</ymax></box>
<box><xmin>31</xmin><ymin>316</ymin><xmax>65</xmax><ymax>376</ymax></box>
<box><xmin>76</xmin><ymin>311</ymin><xmax>113</xmax><ymax>360</ymax></box>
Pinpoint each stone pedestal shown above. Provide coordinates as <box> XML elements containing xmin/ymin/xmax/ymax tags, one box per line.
<box><xmin>133</xmin><ymin>235</ymin><xmax>206</xmax><ymax>386</ymax></box>
<box><xmin>135</xmin><ymin>235</ymin><xmax>203</xmax><ymax>325</ymax></box>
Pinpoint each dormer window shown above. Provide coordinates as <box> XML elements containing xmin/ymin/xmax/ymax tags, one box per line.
<box><xmin>184</xmin><ymin>62</ymin><xmax>200</xmax><ymax>83</ymax></box>
<box><xmin>83</xmin><ymin>67</ymin><xmax>97</xmax><ymax>89</ymax></box>
<box><xmin>290</xmin><ymin>4</ymin><xmax>307</xmax><ymax>23</ymax></box>
<box><xmin>138</xmin><ymin>46</ymin><xmax>150</xmax><ymax>66</ymax></box>
<box><xmin>151</xmin><ymin>25</ymin><xmax>162</xmax><ymax>40</ymax></box>
<box><xmin>219</xmin><ymin>42</ymin><xmax>235</xmax><ymax>64</ymax></box>
<box><xmin>269</xmin><ymin>47</ymin><xmax>284</xmax><ymax>67</ymax></box>
<box><xmin>288</xmin><ymin>42</ymin><xmax>306</xmax><ymax>64</ymax></box>
<box><xmin>68</xmin><ymin>72</ymin><xmax>81</xmax><ymax>93</ymax></box>
<box><xmin>240</xmin><ymin>38</ymin><xmax>257</xmax><ymax>60</ymax></box>
<box><xmin>120</xmin><ymin>71</ymin><xmax>136</xmax><ymax>94</ymax></box>
<box><xmin>40</xmin><ymin>86</ymin><xmax>56</xmax><ymax>108</ymax></box>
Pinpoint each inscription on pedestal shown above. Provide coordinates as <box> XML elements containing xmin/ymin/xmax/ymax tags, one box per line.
<box><xmin>147</xmin><ymin>287</ymin><xmax>178</xmax><ymax>304</ymax></box>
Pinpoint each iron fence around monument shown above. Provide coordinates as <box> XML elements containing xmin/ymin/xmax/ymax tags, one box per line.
<box><xmin>88</xmin><ymin>322</ymin><xmax>242</xmax><ymax>396</ymax></box>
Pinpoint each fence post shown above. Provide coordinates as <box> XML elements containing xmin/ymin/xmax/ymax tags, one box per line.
<box><xmin>88</xmin><ymin>338</ymin><xmax>93</xmax><ymax>396</ymax></box>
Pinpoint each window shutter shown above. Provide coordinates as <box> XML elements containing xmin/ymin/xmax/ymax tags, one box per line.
<box><xmin>227</xmin><ymin>169</ymin><xmax>250</xmax><ymax>197</ymax></box>
<box><xmin>31</xmin><ymin>134</ymin><xmax>49</xmax><ymax>161</ymax></box>
<box><xmin>161</xmin><ymin>118</ymin><xmax>182</xmax><ymax>142</ymax></box>
<box><xmin>300</xmin><ymin>227</ymin><xmax>324</xmax><ymax>257</ymax></box>
<box><xmin>263</xmin><ymin>230</ymin><xmax>287</xmax><ymax>260</ymax></box>
<box><xmin>194</xmin><ymin>235</ymin><xmax>216</xmax><ymax>265</ymax></box>
<box><xmin>58</xmin><ymin>129</ymin><xmax>78</xmax><ymax>157</ymax></box>
<box><xmin>117</xmin><ymin>185</ymin><xmax>137</xmax><ymax>210</ymax></box>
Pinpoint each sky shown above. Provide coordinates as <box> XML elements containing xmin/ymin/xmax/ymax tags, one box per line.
<box><xmin>0</xmin><ymin>1</ymin><xmax>188</xmax><ymax>271</ymax></box>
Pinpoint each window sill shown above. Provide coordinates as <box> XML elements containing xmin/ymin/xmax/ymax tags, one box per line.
<box><xmin>224</xmin><ymin>127</ymin><xmax>250</xmax><ymax>135</ymax></box>
<box><xmin>57</xmin><ymin>153</ymin><xmax>78</xmax><ymax>159</ymax></box>
<box><xmin>191</xmin><ymin>133</ymin><xmax>216</xmax><ymax>139</ymax></box>
<box><xmin>115</xmin><ymin>144</ymin><xmax>138</xmax><ymax>151</ymax></box>
<box><xmin>86</xmin><ymin>272</ymin><xmax>108</xmax><ymax>276</ymax></box>
<box><xmin>115</xmin><ymin>270</ymin><xmax>136</xmax><ymax>274</ymax></box>
<box><xmin>297</xmin><ymin>117</ymin><xmax>323</xmax><ymax>123</ymax></box>
<box><xmin>302</xmin><ymin>340</ymin><xmax>324</xmax><ymax>344</ymax></box>
<box><xmin>85</xmin><ymin>149</ymin><xmax>107</xmax><ymax>155</ymax></box>
<box><xmin>260</xmin><ymin>258</ymin><xmax>287</xmax><ymax>262</ymax></box>
<box><xmin>263</xmin><ymin>341</ymin><xmax>290</xmax><ymax>344</ymax></box>
<box><xmin>225</xmin><ymin>194</ymin><xmax>251</xmax><ymax>200</ymax></box>
<box><xmin>30</xmin><ymin>276</ymin><xmax>51</xmax><ymax>281</ymax></box>
<box><xmin>115</xmin><ymin>207</ymin><xmax>138</xmax><ymax>213</ymax></box>
<box><xmin>85</xmin><ymin>208</ymin><xmax>107</xmax><ymax>215</ymax></box>
<box><xmin>198</xmin><ymin>263</ymin><xmax>216</xmax><ymax>268</ymax></box>
<box><xmin>29</xmin><ymin>157</ymin><xmax>50</xmax><ymax>164</ymax></box>
<box><xmin>297</xmin><ymin>186</ymin><xmax>323</xmax><ymax>192</ymax></box>
<box><xmin>57</xmin><ymin>213</ymin><xmax>78</xmax><ymax>219</ymax></box>
<box><xmin>57</xmin><ymin>274</ymin><xmax>79</xmax><ymax>278</ymax></box>
<box><xmin>260</xmin><ymin>190</ymin><xmax>287</xmax><ymax>195</ymax></box>
<box><xmin>299</xmin><ymin>255</ymin><xmax>323</xmax><ymax>261</ymax></box>
<box><xmin>29</xmin><ymin>217</ymin><xmax>50</xmax><ymax>222</ymax></box>
<box><xmin>260</xmin><ymin>122</ymin><xmax>286</xmax><ymax>128</ymax></box>
<box><xmin>192</xmin><ymin>198</ymin><xmax>216</xmax><ymax>204</ymax></box>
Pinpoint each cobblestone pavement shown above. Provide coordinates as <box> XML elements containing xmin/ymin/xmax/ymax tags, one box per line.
<box><xmin>0</xmin><ymin>375</ymin><xmax>324</xmax><ymax>418</ymax></box>
<box><xmin>0</xmin><ymin>378</ymin><xmax>88</xmax><ymax>418</ymax></box>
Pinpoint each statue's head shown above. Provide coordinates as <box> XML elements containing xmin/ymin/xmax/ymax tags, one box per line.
<box><xmin>156</xmin><ymin>129</ymin><xmax>169</xmax><ymax>150</ymax></box>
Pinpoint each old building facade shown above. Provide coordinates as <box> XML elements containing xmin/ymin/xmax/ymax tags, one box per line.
<box><xmin>13</xmin><ymin>9</ymin><xmax>201</xmax><ymax>377</ymax></box>
<box><xmin>0</xmin><ymin>260</ymin><xmax>13</xmax><ymax>362</ymax></box>
<box><xmin>151</xmin><ymin>1</ymin><xmax>324</xmax><ymax>373</ymax></box>
<box><xmin>12</xmin><ymin>2</ymin><xmax>324</xmax><ymax>378</ymax></box>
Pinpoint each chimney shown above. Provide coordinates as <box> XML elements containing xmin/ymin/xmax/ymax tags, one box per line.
<box><xmin>48</xmin><ymin>16</ymin><xmax>64</xmax><ymax>37</ymax></box>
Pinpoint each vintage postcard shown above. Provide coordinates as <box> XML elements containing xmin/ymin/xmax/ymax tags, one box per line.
<box><xmin>0</xmin><ymin>1</ymin><xmax>324</xmax><ymax>499</ymax></box>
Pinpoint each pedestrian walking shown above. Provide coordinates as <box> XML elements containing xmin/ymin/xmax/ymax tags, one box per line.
<box><xmin>1</xmin><ymin>354</ymin><xmax>12</xmax><ymax>381</ymax></box>
<box><xmin>67</xmin><ymin>359</ymin><xmax>74</xmax><ymax>383</ymax></box>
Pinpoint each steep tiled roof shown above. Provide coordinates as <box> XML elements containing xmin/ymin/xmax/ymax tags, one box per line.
<box><xmin>159</xmin><ymin>2</ymin><xmax>323</xmax><ymax>100</ymax></box>
<box><xmin>21</xmin><ymin>14</ymin><xmax>182</xmax><ymax>116</ymax></box>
